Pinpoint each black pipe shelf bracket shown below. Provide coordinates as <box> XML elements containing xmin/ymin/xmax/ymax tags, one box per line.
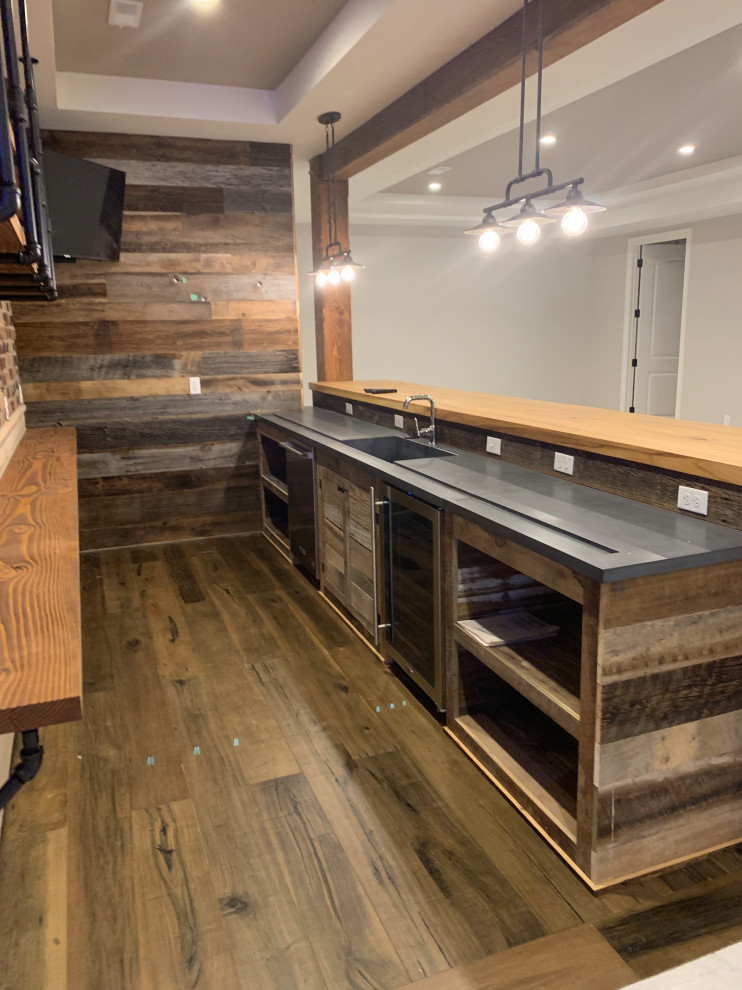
<box><xmin>0</xmin><ymin>729</ymin><xmax>44</xmax><ymax>811</ymax></box>
<box><xmin>0</xmin><ymin>0</ymin><xmax>56</xmax><ymax>300</ymax></box>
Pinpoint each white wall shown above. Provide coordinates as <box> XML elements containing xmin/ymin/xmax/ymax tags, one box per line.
<box><xmin>583</xmin><ymin>214</ymin><xmax>742</xmax><ymax>425</ymax></box>
<box><xmin>298</xmin><ymin>221</ymin><xmax>598</xmax><ymax>405</ymax></box>
<box><xmin>298</xmin><ymin>213</ymin><xmax>742</xmax><ymax>425</ymax></box>
<box><xmin>679</xmin><ymin>215</ymin><xmax>742</xmax><ymax>425</ymax></box>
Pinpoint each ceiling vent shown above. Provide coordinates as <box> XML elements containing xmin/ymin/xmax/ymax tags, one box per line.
<box><xmin>108</xmin><ymin>0</ymin><xmax>143</xmax><ymax>28</ymax></box>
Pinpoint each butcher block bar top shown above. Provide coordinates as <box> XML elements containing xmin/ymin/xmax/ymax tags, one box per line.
<box><xmin>310</xmin><ymin>380</ymin><xmax>742</xmax><ymax>486</ymax></box>
<box><xmin>0</xmin><ymin>428</ymin><xmax>82</xmax><ymax>733</ymax></box>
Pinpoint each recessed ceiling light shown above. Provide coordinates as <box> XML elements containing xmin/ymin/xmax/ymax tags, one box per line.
<box><xmin>428</xmin><ymin>182</ymin><xmax>442</xmax><ymax>192</ymax></box>
<box><xmin>678</xmin><ymin>144</ymin><xmax>695</xmax><ymax>155</ymax></box>
<box><xmin>540</xmin><ymin>134</ymin><xmax>556</xmax><ymax>145</ymax></box>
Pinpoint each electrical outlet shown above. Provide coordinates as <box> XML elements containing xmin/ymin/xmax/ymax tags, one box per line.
<box><xmin>677</xmin><ymin>485</ymin><xmax>708</xmax><ymax>515</ymax></box>
<box><xmin>189</xmin><ymin>376</ymin><xmax>201</xmax><ymax>395</ymax></box>
<box><xmin>394</xmin><ymin>414</ymin><xmax>404</xmax><ymax>429</ymax></box>
<box><xmin>486</xmin><ymin>436</ymin><xmax>502</xmax><ymax>456</ymax></box>
<box><xmin>345</xmin><ymin>402</ymin><xmax>353</xmax><ymax>415</ymax></box>
<box><xmin>723</xmin><ymin>414</ymin><xmax>731</xmax><ymax>426</ymax></box>
<box><xmin>554</xmin><ymin>452</ymin><xmax>574</xmax><ymax>475</ymax></box>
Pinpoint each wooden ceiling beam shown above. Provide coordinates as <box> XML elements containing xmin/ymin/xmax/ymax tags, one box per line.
<box><xmin>313</xmin><ymin>0</ymin><xmax>664</xmax><ymax>180</ymax></box>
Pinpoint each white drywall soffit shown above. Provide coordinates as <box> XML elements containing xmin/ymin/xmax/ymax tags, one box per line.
<box><xmin>349</xmin><ymin>0</ymin><xmax>742</xmax><ymax>203</ymax></box>
<box><xmin>34</xmin><ymin>0</ymin><xmax>520</xmax><ymax>155</ymax></box>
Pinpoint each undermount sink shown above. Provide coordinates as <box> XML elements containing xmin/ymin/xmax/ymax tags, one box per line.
<box><xmin>343</xmin><ymin>435</ymin><xmax>456</xmax><ymax>463</ymax></box>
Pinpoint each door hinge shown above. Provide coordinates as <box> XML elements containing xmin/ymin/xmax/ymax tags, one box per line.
<box><xmin>634</xmin><ymin>308</ymin><xmax>641</xmax><ymax>319</ymax></box>
<box><xmin>631</xmin><ymin>358</ymin><xmax>638</xmax><ymax>367</ymax></box>
<box><xmin>636</xmin><ymin>258</ymin><xmax>644</xmax><ymax>268</ymax></box>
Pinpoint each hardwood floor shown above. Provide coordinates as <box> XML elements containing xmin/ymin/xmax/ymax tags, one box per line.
<box><xmin>1</xmin><ymin>534</ymin><xmax>741</xmax><ymax>989</ymax></box>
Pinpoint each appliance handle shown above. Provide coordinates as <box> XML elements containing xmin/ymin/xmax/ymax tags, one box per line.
<box><xmin>370</xmin><ymin>489</ymin><xmax>388</xmax><ymax>646</ymax></box>
<box><xmin>382</xmin><ymin>496</ymin><xmax>394</xmax><ymax>641</ymax></box>
<box><xmin>279</xmin><ymin>440</ymin><xmax>313</xmax><ymax>457</ymax></box>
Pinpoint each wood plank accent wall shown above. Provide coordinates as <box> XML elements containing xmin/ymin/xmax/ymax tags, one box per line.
<box><xmin>313</xmin><ymin>392</ymin><xmax>742</xmax><ymax>530</ymax></box>
<box><xmin>12</xmin><ymin>131</ymin><xmax>301</xmax><ymax>551</ymax></box>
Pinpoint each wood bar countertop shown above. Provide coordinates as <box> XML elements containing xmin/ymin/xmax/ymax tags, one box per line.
<box><xmin>310</xmin><ymin>380</ymin><xmax>742</xmax><ymax>486</ymax></box>
<box><xmin>0</xmin><ymin>428</ymin><xmax>82</xmax><ymax>733</ymax></box>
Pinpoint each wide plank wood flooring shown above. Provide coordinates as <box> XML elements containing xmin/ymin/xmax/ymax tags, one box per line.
<box><xmin>1</xmin><ymin>534</ymin><xmax>741</xmax><ymax>989</ymax></box>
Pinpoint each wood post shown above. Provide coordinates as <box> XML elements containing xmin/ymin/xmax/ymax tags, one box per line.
<box><xmin>310</xmin><ymin>159</ymin><xmax>353</xmax><ymax>383</ymax></box>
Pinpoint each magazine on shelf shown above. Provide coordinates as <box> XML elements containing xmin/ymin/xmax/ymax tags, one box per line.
<box><xmin>458</xmin><ymin>610</ymin><xmax>560</xmax><ymax>647</ymax></box>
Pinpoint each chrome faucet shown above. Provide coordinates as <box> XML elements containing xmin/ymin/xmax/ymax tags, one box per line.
<box><xmin>404</xmin><ymin>394</ymin><xmax>436</xmax><ymax>445</ymax></box>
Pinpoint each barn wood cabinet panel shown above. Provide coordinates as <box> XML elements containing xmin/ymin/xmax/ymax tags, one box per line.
<box><xmin>446</xmin><ymin>514</ymin><xmax>742</xmax><ymax>888</ymax></box>
<box><xmin>316</xmin><ymin>451</ymin><xmax>379</xmax><ymax>640</ymax></box>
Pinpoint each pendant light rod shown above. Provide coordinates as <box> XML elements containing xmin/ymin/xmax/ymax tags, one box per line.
<box><xmin>534</xmin><ymin>0</ymin><xmax>543</xmax><ymax>172</ymax></box>
<box><xmin>517</xmin><ymin>0</ymin><xmax>528</xmax><ymax>178</ymax></box>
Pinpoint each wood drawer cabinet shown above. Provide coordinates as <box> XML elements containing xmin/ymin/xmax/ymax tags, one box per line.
<box><xmin>317</xmin><ymin>458</ymin><xmax>379</xmax><ymax>640</ymax></box>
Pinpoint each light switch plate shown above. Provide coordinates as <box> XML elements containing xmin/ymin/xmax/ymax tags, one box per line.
<box><xmin>394</xmin><ymin>414</ymin><xmax>404</xmax><ymax>429</ymax></box>
<box><xmin>345</xmin><ymin>402</ymin><xmax>353</xmax><ymax>415</ymax></box>
<box><xmin>554</xmin><ymin>452</ymin><xmax>574</xmax><ymax>475</ymax></box>
<box><xmin>189</xmin><ymin>376</ymin><xmax>201</xmax><ymax>395</ymax></box>
<box><xmin>677</xmin><ymin>485</ymin><xmax>708</xmax><ymax>515</ymax></box>
<box><xmin>486</xmin><ymin>436</ymin><xmax>502</xmax><ymax>456</ymax></box>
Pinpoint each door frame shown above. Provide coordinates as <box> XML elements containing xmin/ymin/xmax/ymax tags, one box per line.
<box><xmin>619</xmin><ymin>227</ymin><xmax>692</xmax><ymax>416</ymax></box>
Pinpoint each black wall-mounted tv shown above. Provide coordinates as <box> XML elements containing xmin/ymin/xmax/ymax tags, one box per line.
<box><xmin>44</xmin><ymin>150</ymin><xmax>126</xmax><ymax>262</ymax></box>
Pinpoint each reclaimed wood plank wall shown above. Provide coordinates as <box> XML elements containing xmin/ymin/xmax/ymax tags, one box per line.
<box><xmin>12</xmin><ymin>131</ymin><xmax>301</xmax><ymax>550</ymax></box>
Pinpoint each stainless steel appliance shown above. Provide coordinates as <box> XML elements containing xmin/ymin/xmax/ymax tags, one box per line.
<box><xmin>282</xmin><ymin>439</ymin><xmax>318</xmax><ymax>580</ymax></box>
<box><xmin>380</xmin><ymin>485</ymin><xmax>444</xmax><ymax>709</ymax></box>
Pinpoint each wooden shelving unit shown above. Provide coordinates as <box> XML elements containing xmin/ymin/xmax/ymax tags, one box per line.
<box><xmin>257</xmin><ymin>424</ymin><xmax>291</xmax><ymax>560</ymax></box>
<box><xmin>448</xmin><ymin>522</ymin><xmax>584</xmax><ymax>854</ymax></box>
<box><xmin>445</xmin><ymin>513</ymin><xmax>742</xmax><ymax>888</ymax></box>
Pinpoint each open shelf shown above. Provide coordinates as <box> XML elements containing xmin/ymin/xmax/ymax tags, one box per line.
<box><xmin>261</xmin><ymin>472</ymin><xmax>288</xmax><ymax>501</ymax></box>
<box><xmin>262</xmin><ymin>487</ymin><xmax>289</xmax><ymax>553</ymax></box>
<box><xmin>454</xmin><ymin>649</ymin><xmax>578</xmax><ymax>842</ymax></box>
<box><xmin>453</xmin><ymin>540</ymin><xmax>582</xmax><ymax>737</ymax></box>
<box><xmin>453</xmin><ymin>600</ymin><xmax>581</xmax><ymax>737</ymax></box>
<box><xmin>259</xmin><ymin>433</ymin><xmax>288</xmax><ymax>485</ymax></box>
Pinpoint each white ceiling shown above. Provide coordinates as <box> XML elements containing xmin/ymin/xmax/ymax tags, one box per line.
<box><xmin>385</xmin><ymin>24</ymin><xmax>742</xmax><ymax>200</ymax></box>
<box><xmin>53</xmin><ymin>0</ymin><xmax>351</xmax><ymax>90</ymax></box>
<box><xmin>29</xmin><ymin>0</ymin><xmax>742</xmax><ymax>237</ymax></box>
<box><xmin>34</xmin><ymin>0</ymin><xmax>522</xmax><ymax>159</ymax></box>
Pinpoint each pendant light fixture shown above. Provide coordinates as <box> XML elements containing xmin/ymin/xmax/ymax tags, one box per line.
<box><xmin>465</xmin><ymin>0</ymin><xmax>605</xmax><ymax>252</ymax></box>
<box><xmin>310</xmin><ymin>111</ymin><xmax>364</xmax><ymax>288</ymax></box>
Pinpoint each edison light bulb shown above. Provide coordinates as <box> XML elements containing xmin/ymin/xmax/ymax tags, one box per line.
<box><xmin>340</xmin><ymin>265</ymin><xmax>356</xmax><ymax>282</ymax></box>
<box><xmin>516</xmin><ymin>218</ymin><xmax>540</xmax><ymax>245</ymax></box>
<box><xmin>327</xmin><ymin>268</ymin><xmax>341</xmax><ymax>286</ymax></box>
<box><xmin>478</xmin><ymin>229</ymin><xmax>500</xmax><ymax>253</ymax></box>
<box><xmin>316</xmin><ymin>271</ymin><xmax>328</xmax><ymax>288</ymax></box>
<box><xmin>561</xmin><ymin>206</ymin><xmax>588</xmax><ymax>236</ymax></box>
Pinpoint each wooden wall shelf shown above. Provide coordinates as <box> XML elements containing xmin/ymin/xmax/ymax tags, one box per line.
<box><xmin>0</xmin><ymin>428</ymin><xmax>82</xmax><ymax>733</ymax></box>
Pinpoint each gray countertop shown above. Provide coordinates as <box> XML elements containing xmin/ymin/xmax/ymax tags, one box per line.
<box><xmin>259</xmin><ymin>408</ymin><xmax>742</xmax><ymax>583</ymax></box>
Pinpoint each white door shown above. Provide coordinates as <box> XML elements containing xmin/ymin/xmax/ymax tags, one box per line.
<box><xmin>628</xmin><ymin>242</ymin><xmax>685</xmax><ymax>416</ymax></box>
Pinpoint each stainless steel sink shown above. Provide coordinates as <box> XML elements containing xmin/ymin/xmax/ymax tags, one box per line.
<box><xmin>343</xmin><ymin>435</ymin><xmax>456</xmax><ymax>462</ymax></box>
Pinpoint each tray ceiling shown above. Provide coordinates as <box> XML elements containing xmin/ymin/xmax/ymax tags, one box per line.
<box><xmin>52</xmin><ymin>0</ymin><xmax>351</xmax><ymax>89</ymax></box>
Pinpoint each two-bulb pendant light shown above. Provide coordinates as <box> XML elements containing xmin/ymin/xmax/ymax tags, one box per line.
<box><xmin>310</xmin><ymin>111</ymin><xmax>364</xmax><ymax>289</ymax></box>
<box><xmin>466</xmin><ymin>0</ymin><xmax>605</xmax><ymax>253</ymax></box>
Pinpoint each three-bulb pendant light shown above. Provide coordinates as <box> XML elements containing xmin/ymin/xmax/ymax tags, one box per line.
<box><xmin>310</xmin><ymin>111</ymin><xmax>364</xmax><ymax>289</ymax></box>
<box><xmin>465</xmin><ymin>0</ymin><xmax>605</xmax><ymax>253</ymax></box>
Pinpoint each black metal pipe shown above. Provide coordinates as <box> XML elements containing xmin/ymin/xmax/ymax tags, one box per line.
<box><xmin>517</xmin><ymin>0</ymin><xmax>528</xmax><ymax>177</ymax></box>
<box><xmin>18</xmin><ymin>0</ymin><xmax>55</xmax><ymax>291</ymax></box>
<box><xmin>0</xmin><ymin>0</ymin><xmax>41</xmax><ymax>263</ymax></box>
<box><xmin>534</xmin><ymin>0</ymin><xmax>544</xmax><ymax>172</ymax></box>
<box><xmin>0</xmin><ymin>32</ymin><xmax>20</xmax><ymax>222</ymax></box>
<box><xmin>0</xmin><ymin>730</ymin><xmax>44</xmax><ymax>811</ymax></box>
<box><xmin>486</xmin><ymin>173</ymin><xmax>582</xmax><ymax>214</ymax></box>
